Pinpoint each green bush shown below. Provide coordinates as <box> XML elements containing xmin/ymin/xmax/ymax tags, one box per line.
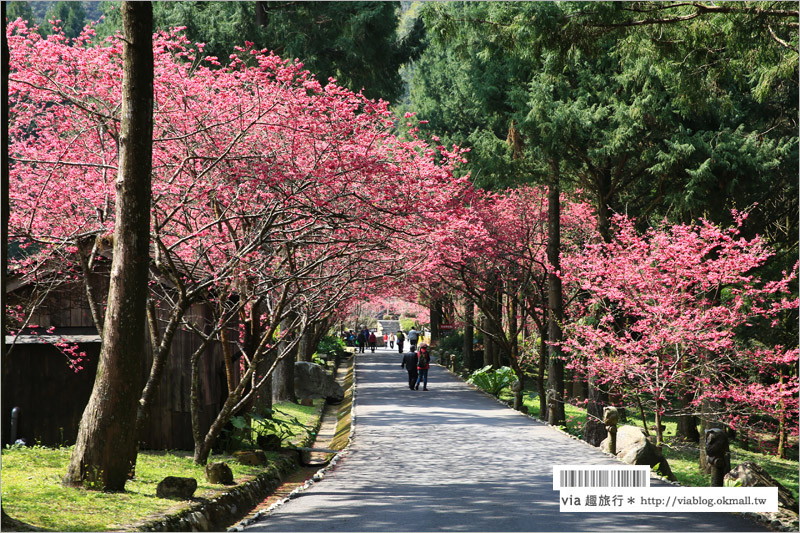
<box><xmin>436</xmin><ymin>331</ymin><xmax>464</xmax><ymax>354</ymax></box>
<box><xmin>317</xmin><ymin>334</ymin><xmax>345</xmax><ymax>356</ymax></box>
<box><xmin>467</xmin><ymin>365</ymin><xmax>516</xmax><ymax>396</ymax></box>
<box><xmin>399</xmin><ymin>317</ymin><xmax>416</xmax><ymax>332</ymax></box>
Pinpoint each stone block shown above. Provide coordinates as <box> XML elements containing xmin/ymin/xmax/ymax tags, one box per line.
<box><xmin>156</xmin><ymin>476</ymin><xmax>197</xmax><ymax>500</ymax></box>
<box><xmin>233</xmin><ymin>450</ymin><xmax>267</xmax><ymax>466</ymax></box>
<box><xmin>600</xmin><ymin>425</ymin><xmax>676</xmax><ymax>481</ymax></box>
<box><xmin>205</xmin><ymin>462</ymin><xmax>234</xmax><ymax>485</ymax></box>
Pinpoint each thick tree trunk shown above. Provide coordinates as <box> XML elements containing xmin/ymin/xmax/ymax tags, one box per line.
<box><xmin>546</xmin><ymin>167</ymin><xmax>566</xmax><ymax>426</ymax></box>
<box><xmin>255</xmin><ymin>1</ymin><xmax>268</xmax><ymax>27</ymax></box>
<box><xmin>537</xmin><ymin>327</ymin><xmax>548</xmax><ymax>420</ymax></box>
<box><xmin>676</xmin><ymin>414</ymin><xmax>700</xmax><ymax>443</ymax></box>
<box><xmin>676</xmin><ymin>393</ymin><xmax>700</xmax><ymax>443</ymax></box>
<box><xmin>299</xmin><ymin>326</ymin><xmax>313</xmax><ymax>363</ymax></box>
<box><xmin>595</xmin><ymin>168</ymin><xmax>613</xmax><ymax>244</ymax></box>
<box><xmin>64</xmin><ymin>2</ymin><xmax>153</xmax><ymax>491</ymax></box>
<box><xmin>253</xmin><ymin>349</ymin><xmax>275</xmax><ymax>413</ymax></box>
<box><xmin>430</xmin><ymin>298</ymin><xmax>442</xmax><ymax>344</ymax></box>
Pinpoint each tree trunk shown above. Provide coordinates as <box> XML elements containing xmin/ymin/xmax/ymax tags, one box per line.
<box><xmin>537</xmin><ymin>326</ymin><xmax>547</xmax><ymax>421</ymax></box>
<box><xmin>595</xmin><ymin>168</ymin><xmax>613</xmax><ymax>244</ymax></box>
<box><xmin>255</xmin><ymin>1</ymin><xmax>268</xmax><ymax>27</ymax></box>
<box><xmin>272</xmin><ymin>314</ymin><xmax>298</xmax><ymax>404</ymax></box>
<box><xmin>546</xmin><ymin>165</ymin><xmax>566</xmax><ymax>426</ymax></box>
<box><xmin>64</xmin><ymin>2</ymin><xmax>153</xmax><ymax>491</ymax></box>
<box><xmin>430</xmin><ymin>297</ymin><xmax>442</xmax><ymax>344</ymax></box>
<box><xmin>463</xmin><ymin>297</ymin><xmax>474</xmax><ymax>370</ymax></box>
<box><xmin>583</xmin><ymin>378</ymin><xmax>607</xmax><ymax>446</ymax></box>
<box><xmin>676</xmin><ymin>393</ymin><xmax>700</xmax><ymax>443</ymax></box>
<box><xmin>654</xmin><ymin>400</ymin><xmax>665</xmax><ymax>447</ymax></box>
<box><xmin>676</xmin><ymin>415</ymin><xmax>701</xmax><ymax>443</ymax></box>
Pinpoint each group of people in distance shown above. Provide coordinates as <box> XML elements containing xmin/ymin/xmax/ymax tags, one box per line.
<box><xmin>341</xmin><ymin>325</ymin><xmax>431</xmax><ymax>390</ymax></box>
<box><xmin>343</xmin><ymin>326</ymin><xmax>378</xmax><ymax>353</ymax></box>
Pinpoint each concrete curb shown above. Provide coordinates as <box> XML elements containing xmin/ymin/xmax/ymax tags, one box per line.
<box><xmin>133</xmin><ymin>455</ymin><xmax>298</xmax><ymax>532</ymax></box>
<box><xmin>129</xmin><ymin>360</ymin><xmax>342</xmax><ymax>532</ymax></box>
<box><xmin>228</xmin><ymin>355</ymin><xmax>357</xmax><ymax>531</ymax></box>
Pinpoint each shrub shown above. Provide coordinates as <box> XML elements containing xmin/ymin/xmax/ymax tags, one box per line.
<box><xmin>467</xmin><ymin>365</ymin><xmax>516</xmax><ymax>397</ymax></box>
<box><xmin>436</xmin><ymin>331</ymin><xmax>464</xmax><ymax>354</ymax></box>
<box><xmin>317</xmin><ymin>334</ymin><xmax>345</xmax><ymax>356</ymax></box>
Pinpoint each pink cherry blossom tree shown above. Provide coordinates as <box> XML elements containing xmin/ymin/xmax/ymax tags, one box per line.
<box><xmin>562</xmin><ymin>212</ymin><xmax>798</xmax><ymax>447</ymax></box>
<box><xmin>8</xmin><ymin>19</ymin><xmax>473</xmax><ymax>467</ymax></box>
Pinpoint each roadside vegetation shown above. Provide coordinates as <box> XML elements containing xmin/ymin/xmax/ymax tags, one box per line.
<box><xmin>493</xmin><ymin>385</ymin><xmax>799</xmax><ymax>502</ymax></box>
<box><xmin>0</xmin><ymin>401</ymin><xmax>323</xmax><ymax>532</ymax></box>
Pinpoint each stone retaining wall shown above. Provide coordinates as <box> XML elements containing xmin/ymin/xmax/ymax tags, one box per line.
<box><xmin>136</xmin><ymin>455</ymin><xmax>297</xmax><ymax>532</ymax></box>
<box><xmin>131</xmin><ymin>376</ymin><xmax>331</xmax><ymax>532</ymax></box>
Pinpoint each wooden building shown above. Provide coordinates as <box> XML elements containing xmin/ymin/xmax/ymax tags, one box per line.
<box><xmin>3</xmin><ymin>272</ymin><xmax>239</xmax><ymax>451</ymax></box>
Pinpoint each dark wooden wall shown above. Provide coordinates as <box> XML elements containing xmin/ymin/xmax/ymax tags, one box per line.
<box><xmin>4</xmin><ymin>282</ymin><xmax>240</xmax><ymax>451</ymax></box>
<box><xmin>137</xmin><ymin>302</ymin><xmax>241</xmax><ymax>450</ymax></box>
<box><xmin>2</xmin><ymin>341</ymin><xmax>101</xmax><ymax>446</ymax></box>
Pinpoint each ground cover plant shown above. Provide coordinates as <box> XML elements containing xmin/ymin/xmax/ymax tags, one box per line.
<box><xmin>0</xmin><ymin>401</ymin><xmax>322</xmax><ymax>532</ymax></box>
<box><xmin>497</xmin><ymin>385</ymin><xmax>799</xmax><ymax>501</ymax></box>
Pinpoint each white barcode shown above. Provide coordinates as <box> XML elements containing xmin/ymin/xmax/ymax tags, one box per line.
<box><xmin>553</xmin><ymin>466</ymin><xmax>650</xmax><ymax>489</ymax></box>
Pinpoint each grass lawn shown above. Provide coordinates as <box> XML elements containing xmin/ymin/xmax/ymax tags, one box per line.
<box><xmin>497</xmin><ymin>386</ymin><xmax>799</xmax><ymax>501</ymax></box>
<box><xmin>1</xmin><ymin>400</ymin><xmax>323</xmax><ymax>532</ymax></box>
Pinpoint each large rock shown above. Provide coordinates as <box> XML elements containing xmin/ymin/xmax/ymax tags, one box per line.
<box><xmin>600</xmin><ymin>425</ymin><xmax>677</xmax><ymax>481</ymax></box>
<box><xmin>294</xmin><ymin>361</ymin><xmax>345</xmax><ymax>403</ymax></box>
<box><xmin>205</xmin><ymin>461</ymin><xmax>234</xmax><ymax>485</ymax></box>
<box><xmin>233</xmin><ymin>450</ymin><xmax>267</xmax><ymax>466</ymax></box>
<box><xmin>725</xmin><ymin>461</ymin><xmax>798</xmax><ymax>512</ymax></box>
<box><xmin>257</xmin><ymin>433</ymin><xmax>282</xmax><ymax>451</ymax></box>
<box><xmin>156</xmin><ymin>476</ymin><xmax>197</xmax><ymax>499</ymax></box>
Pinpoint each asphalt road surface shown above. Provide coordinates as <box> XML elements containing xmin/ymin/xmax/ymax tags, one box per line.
<box><xmin>244</xmin><ymin>348</ymin><xmax>765</xmax><ymax>532</ymax></box>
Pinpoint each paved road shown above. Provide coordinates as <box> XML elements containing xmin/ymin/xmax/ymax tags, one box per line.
<box><xmin>244</xmin><ymin>348</ymin><xmax>764</xmax><ymax>532</ymax></box>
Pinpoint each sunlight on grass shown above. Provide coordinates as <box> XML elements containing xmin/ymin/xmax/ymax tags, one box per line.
<box><xmin>1</xmin><ymin>401</ymin><xmax>323</xmax><ymax>531</ymax></box>
<box><xmin>498</xmin><ymin>385</ymin><xmax>798</xmax><ymax>500</ymax></box>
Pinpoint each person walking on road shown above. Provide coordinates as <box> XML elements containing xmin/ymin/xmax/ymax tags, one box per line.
<box><xmin>408</xmin><ymin>327</ymin><xmax>420</xmax><ymax>352</ymax></box>
<box><xmin>396</xmin><ymin>330</ymin><xmax>405</xmax><ymax>353</ymax></box>
<box><xmin>369</xmin><ymin>331</ymin><xmax>377</xmax><ymax>353</ymax></box>
<box><xmin>415</xmin><ymin>344</ymin><xmax>430</xmax><ymax>390</ymax></box>
<box><xmin>357</xmin><ymin>327</ymin><xmax>369</xmax><ymax>354</ymax></box>
<box><xmin>401</xmin><ymin>350</ymin><xmax>418</xmax><ymax>390</ymax></box>
<box><xmin>389</xmin><ymin>333</ymin><xmax>395</xmax><ymax>349</ymax></box>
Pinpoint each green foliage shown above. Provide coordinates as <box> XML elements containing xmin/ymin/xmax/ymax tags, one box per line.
<box><xmin>222</xmin><ymin>402</ymin><xmax>317</xmax><ymax>452</ymax></box>
<box><xmin>410</xmin><ymin>1</ymin><xmax>798</xmax><ymax>257</ymax></box>
<box><xmin>42</xmin><ymin>1</ymin><xmax>87</xmax><ymax>39</ymax></box>
<box><xmin>399</xmin><ymin>317</ymin><xmax>417</xmax><ymax>332</ymax></box>
<box><xmin>6</xmin><ymin>2</ymin><xmax>36</xmax><ymax>27</ymax></box>
<box><xmin>436</xmin><ymin>331</ymin><xmax>464</xmax><ymax>355</ymax></box>
<box><xmin>467</xmin><ymin>365</ymin><xmax>515</xmax><ymax>397</ymax></box>
<box><xmin>317</xmin><ymin>334</ymin><xmax>346</xmax><ymax>356</ymax></box>
<box><xmin>94</xmin><ymin>1</ymin><xmax>416</xmax><ymax>102</ymax></box>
